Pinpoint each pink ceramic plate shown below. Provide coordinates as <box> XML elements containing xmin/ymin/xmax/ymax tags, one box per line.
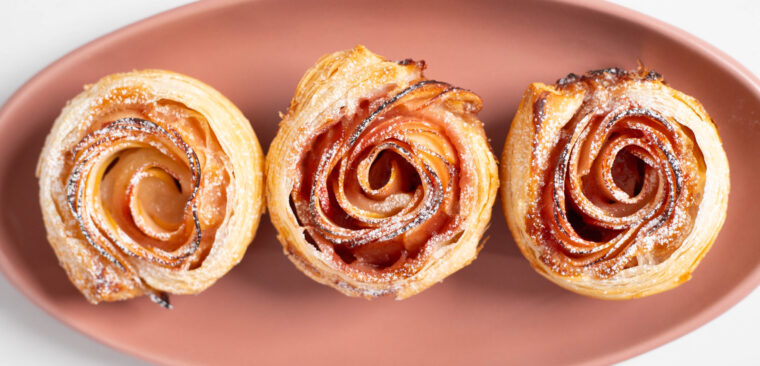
<box><xmin>1</xmin><ymin>0</ymin><xmax>759</xmax><ymax>364</ymax></box>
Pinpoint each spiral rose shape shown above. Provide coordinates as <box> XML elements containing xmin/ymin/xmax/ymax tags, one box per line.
<box><xmin>267</xmin><ymin>46</ymin><xmax>498</xmax><ymax>299</ymax></box>
<box><xmin>38</xmin><ymin>70</ymin><xmax>264</xmax><ymax>307</ymax></box>
<box><xmin>67</xmin><ymin>118</ymin><xmax>202</xmax><ymax>268</ymax></box>
<box><xmin>501</xmin><ymin>67</ymin><xmax>729</xmax><ymax>299</ymax></box>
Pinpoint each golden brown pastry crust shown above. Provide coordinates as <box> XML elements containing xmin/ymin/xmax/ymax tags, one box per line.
<box><xmin>37</xmin><ymin>70</ymin><xmax>265</xmax><ymax>307</ymax></box>
<box><xmin>501</xmin><ymin>68</ymin><xmax>730</xmax><ymax>299</ymax></box>
<box><xmin>267</xmin><ymin>46</ymin><xmax>499</xmax><ymax>299</ymax></box>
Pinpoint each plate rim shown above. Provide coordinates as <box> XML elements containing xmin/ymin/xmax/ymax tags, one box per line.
<box><xmin>0</xmin><ymin>0</ymin><xmax>758</xmax><ymax>364</ymax></box>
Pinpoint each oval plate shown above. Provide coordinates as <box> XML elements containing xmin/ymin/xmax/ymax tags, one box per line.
<box><xmin>1</xmin><ymin>0</ymin><xmax>759</xmax><ymax>364</ymax></box>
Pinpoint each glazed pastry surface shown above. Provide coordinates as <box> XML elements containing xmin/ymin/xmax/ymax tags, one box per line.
<box><xmin>267</xmin><ymin>46</ymin><xmax>499</xmax><ymax>299</ymax></box>
<box><xmin>501</xmin><ymin>68</ymin><xmax>730</xmax><ymax>299</ymax></box>
<box><xmin>37</xmin><ymin>70</ymin><xmax>265</xmax><ymax>307</ymax></box>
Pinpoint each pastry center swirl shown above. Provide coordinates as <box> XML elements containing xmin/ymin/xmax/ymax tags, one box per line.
<box><xmin>66</xmin><ymin>118</ymin><xmax>202</xmax><ymax>269</ymax></box>
<box><xmin>532</xmin><ymin>103</ymin><xmax>705</xmax><ymax>277</ymax></box>
<box><xmin>292</xmin><ymin>81</ymin><xmax>467</xmax><ymax>272</ymax></box>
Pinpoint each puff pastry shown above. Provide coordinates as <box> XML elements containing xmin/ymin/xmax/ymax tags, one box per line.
<box><xmin>267</xmin><ymin>46</ymin><xmax>499</xmax><ymax>299</ymax></box>
<box><xmin>501</xmin><ymin>67</ymin><xmax>730</xmax><ymax>299</ymax></box>
<box><xmin>37</xmin><ymin>70</ymin><xmax>265</xmax><ymax>307</ymax></box>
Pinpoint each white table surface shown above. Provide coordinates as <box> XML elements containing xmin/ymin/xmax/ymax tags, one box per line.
<box><xmin>1</xmin><ymin>1</ymin><xmax>758</xmax><ymax>365</ymax></box>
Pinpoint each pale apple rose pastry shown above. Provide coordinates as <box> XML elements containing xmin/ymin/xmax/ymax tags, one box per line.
<box><xmin>37</xmin><ymin>70</ymin><xmax>265</xmax><ymax>308</ymax></box>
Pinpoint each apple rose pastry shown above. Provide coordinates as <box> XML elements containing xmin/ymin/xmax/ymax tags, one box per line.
<box><xmin>267</xmin><ymin>46</ymin><xmax>498</xmax><ymax>299</ymax></box>
<box><xmin>502</xmin><ymin>67</ymin><xmax>730</xmax><ymax>299</ymax></box>
<box><xmin>37</xmin><ymin>70</ymin><xmax>264</xmax><ymax>308</ymax></box>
